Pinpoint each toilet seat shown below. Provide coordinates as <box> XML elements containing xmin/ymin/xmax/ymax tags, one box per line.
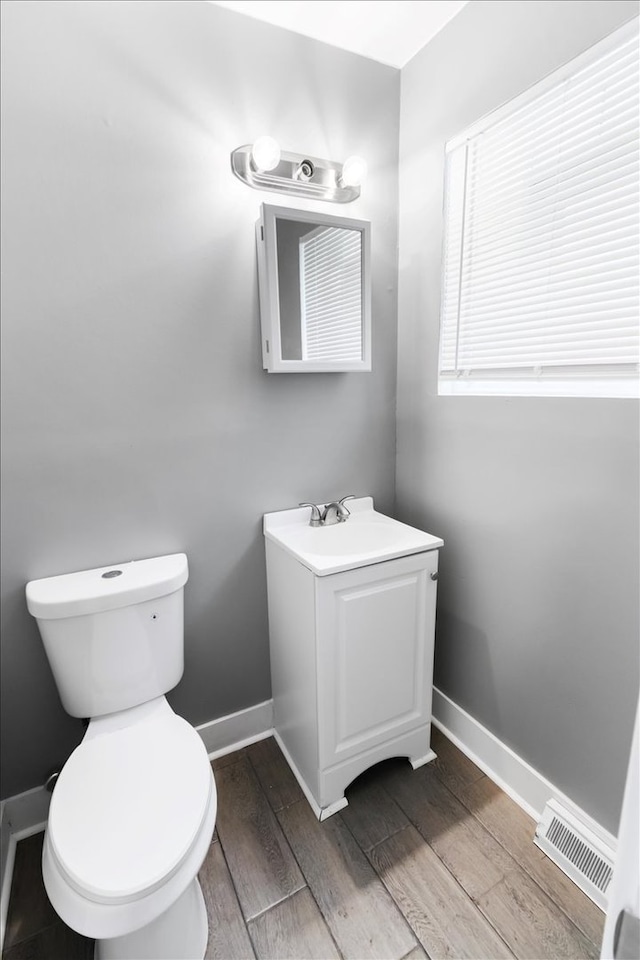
<box><xmin>48</xmin><ymin>703</ymin><xmax>212</xmax><ymax>905</ymax></box>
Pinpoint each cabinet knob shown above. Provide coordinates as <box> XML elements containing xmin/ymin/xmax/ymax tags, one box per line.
<box><xmin>430</xmin><ymin>571</ymin><xmax>439</xmax><ymax>581</ymax></box>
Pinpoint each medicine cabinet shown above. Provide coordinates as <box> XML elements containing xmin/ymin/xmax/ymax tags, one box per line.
<box><xmin>256</xmin><ymin>204</ymin><xmax>371</xmax><ymax>373</ymax></box>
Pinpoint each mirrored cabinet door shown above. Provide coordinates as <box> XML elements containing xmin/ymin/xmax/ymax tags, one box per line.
<box><xmin>256</xmin><ymin>204</ymin><xmax>371</xmax><ymax>373</ymax></box>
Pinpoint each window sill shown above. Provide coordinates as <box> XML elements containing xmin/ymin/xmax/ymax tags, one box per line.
<box><xmin>438</xmin><ymin>378</ymin><xmax>640</xmax><ymax>399</ymax></box>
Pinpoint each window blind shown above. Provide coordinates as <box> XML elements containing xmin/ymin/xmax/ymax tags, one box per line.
<box><xmin>439</xmin><ymin>18</ymin><xmax>639</xmax><ymax>397</ymax></box>
<box><xmin>299</xmin><ymin>226</ymin><xmax>362</xmax><ymax>362</ymax></box>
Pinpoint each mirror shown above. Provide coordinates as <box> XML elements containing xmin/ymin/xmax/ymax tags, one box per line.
<box><xmin>256</xmin><ymin>204</ymin><xmax>371</xmax><ymax>372</ymax></box>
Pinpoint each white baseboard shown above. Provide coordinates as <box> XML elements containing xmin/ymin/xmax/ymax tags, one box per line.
<box><xmin>432</xmin><ymin>686</ymin><xmax>616</xmax><ymax>853</ymax></box>
<box><xmin>197</xmin><ymin>699</ymin><xmax>273</xmax><ymax>759</ymax></box>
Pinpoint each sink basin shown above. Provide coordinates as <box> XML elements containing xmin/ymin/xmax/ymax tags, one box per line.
<box><xmin>263</xmin><ymin>497</ymin><xmax>443</xmax><ymax>576</ymax></box>
<box><xmin>292</xmin><ymin>522</ymin><xmax>406</xmax><ymax>557</ymax></box>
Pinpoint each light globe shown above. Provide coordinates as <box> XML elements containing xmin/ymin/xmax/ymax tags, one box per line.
<box><xmin>251</xmin><ymin>136</ymin><xmax>281</xmax><ymax>172</ymax></box>
<box><xmin>340</xmin><ymin>155</ymin><xmax>367</xmax><ymax>188</ymax></box>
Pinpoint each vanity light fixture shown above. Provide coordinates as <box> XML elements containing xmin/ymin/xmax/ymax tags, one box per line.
<box><xmin>231</xmin><ymin>138</ymin><xmax>366</xmax><ymax>203</ymax></box>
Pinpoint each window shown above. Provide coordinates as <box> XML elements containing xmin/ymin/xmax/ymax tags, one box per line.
<box><xmin>439</xmin><ymin>18</ymin><xmax>639</xmax><ymax>398</ymax></box>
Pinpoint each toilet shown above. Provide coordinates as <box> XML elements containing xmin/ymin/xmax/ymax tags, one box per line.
<box><xmin>25</xmin><ymin>553</ymin><xmax>216</xmax><ymax>960</ymax></box>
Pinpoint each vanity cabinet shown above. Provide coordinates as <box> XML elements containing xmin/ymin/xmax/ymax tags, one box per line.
<box><xmin>265</xmin><ymin>533</ymin><xmax>441</xmax><ymax>820</ymax></box>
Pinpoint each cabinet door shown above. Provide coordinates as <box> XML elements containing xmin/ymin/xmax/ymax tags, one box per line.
<box><xmin>316</xmin><ymin>551</ymin><xmax>438</xmax><ymax>769</ymax></box>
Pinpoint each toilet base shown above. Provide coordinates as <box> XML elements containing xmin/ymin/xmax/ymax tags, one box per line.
<box><xmin>95</xmin><ymin>877</ymin><xmax>208</xmax><ymax>960</ymax></box>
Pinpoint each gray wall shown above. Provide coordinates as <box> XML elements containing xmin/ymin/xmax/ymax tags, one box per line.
<box><xmin>397</xmin><ymin>0</ymin><xmax>639</xmax><ymax>835</ymax></box>
<box><xmin>0</xmin><ymin>0</ymin><xmax>400</xmax><ymax>799</ymax></box>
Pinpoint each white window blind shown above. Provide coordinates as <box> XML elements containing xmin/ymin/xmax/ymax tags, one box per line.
<box><xmin>299</xmin><ymin>226</ymin><xmax>362</xmax><ymax>362</ymax></box>
<box><xmin>439</xmin><ymin>18</ymin><xmax>640</xmax><ymax>398</ymax></box>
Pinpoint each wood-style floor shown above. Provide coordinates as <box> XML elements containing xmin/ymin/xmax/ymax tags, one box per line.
<box><xmin>2</xmin><ymin>728</ymin><xmax>604</xmax><ymax>959</ymax></box>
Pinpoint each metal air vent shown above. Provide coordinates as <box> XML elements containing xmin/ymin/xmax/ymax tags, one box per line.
<box><xmin>534</xmin><ymin>799</ymin><xmax>614</xmax><ymax>910</ymax></box>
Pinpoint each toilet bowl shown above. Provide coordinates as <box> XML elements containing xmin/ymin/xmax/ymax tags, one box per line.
<box><xmin>26</xmin><ymin>553</ymin><xmax>216</xmax><ymax>960</ymax></box>
<box><xmin>43</xmin><ymin>697</ymin><xmax>216</xmax><ymax>959</ymax></box>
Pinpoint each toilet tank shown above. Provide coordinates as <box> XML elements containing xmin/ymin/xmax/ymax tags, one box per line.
<box><xmin>26</xmin><ymin>554</ymin><xmax>189</xmax><ymax>718</ymax></box>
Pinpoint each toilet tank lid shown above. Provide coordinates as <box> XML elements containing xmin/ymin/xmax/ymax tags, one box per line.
<box><xmin>25</xmin><ymin>553</ymin><xmax>188</xmax><ymax>620</ymax></box>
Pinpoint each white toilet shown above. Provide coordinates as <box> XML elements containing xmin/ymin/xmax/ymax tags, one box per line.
<box><xmin>25</xmin><ymin>553</ymin><xmax>216</xmax><ymax>960</ymax></box>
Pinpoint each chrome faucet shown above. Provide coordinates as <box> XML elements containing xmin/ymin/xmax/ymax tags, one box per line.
<box><xmin>299</xmin><ymin>496</ymin><xmax>355</xmax><ymax>527</ymax></box>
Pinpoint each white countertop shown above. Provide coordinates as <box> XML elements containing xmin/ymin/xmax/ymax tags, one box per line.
<box><xmin>263</xmin><ymin>497</ymin><xmax>443</xmax><ymax>576</ymax></box>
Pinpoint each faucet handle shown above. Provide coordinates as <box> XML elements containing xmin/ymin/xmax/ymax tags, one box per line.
<box><xmin>299</xmin><ymin>502</ymin><xmax>323</xmax><ymax>527</ymax></box>
<box><xmin>337</xmin><ymin>495</ymin><xmax>355</xmax><ymax>519</ymax></box>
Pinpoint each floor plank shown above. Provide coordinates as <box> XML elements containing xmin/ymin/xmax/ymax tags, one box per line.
<box><xmin>460</xmin><ymin>776</ymin><xmax>605</xmax><ymax>948</ymax></box>
<box><xmin>278</xmin><ymin>797</ymin><xmax>417</xmax><ymax>960</ymax></box>
<box><xmin>431</xmin><ymin>726</ymin><xmax>485</xmax><ymax>794</ymax></box>
<box><xmin>340</xmin><ymin>761</ymin><xmax>410</xmax><ymax>852</ymax></box>
<box><xmin>477</xmin><ymin>868</ymin><xmax>599</xmax><ymax>959</ymax></box>
<box><xmin>246</xmin><ymin>737</ymin><xmax>304</xmax><ymax>812</ymax></box>
<box><xmin>212</xmin><ymin>748</ymin><xmax>248</xmax><ymax>770</ymax></box>
<box><xmin>215</xmin><ymin>757</ymin><xmax>305</xmax><ymax>921</ymax></box>
<box><xmin>382</xmin><ymin>762</ymin><xmax>514</xmax><ymax>899</ymax></box>
<box><xmin>248</xmin><ymin>888</ymin><xmax>341</xmax><ymax>960</ymax></box>
<box><xmin>400</xmin><ymin>946</ymin><xmax>429</xmax><ymax>960</ymax></box>
<box><xmin>199</xmin><ymin>840</ymin><xmax>256</xmax><ymax>959</ymax></box>
<box><xmin>3</xmin><ymin>833</ymin><xmax>58</xmax><ymax>951</ymax></box>
<box><xmin>2</xmin><ymin>922</ymin><xmax>94</xmax><ymax>960</ymax></box>
<box><xmin>368</xmin><ymin>824</ymin><xmax>515</xmax><ymax>960</ymax></box>
<box><xmin>458</xmin><ymin>776</ymin><xmax>540</xmax><ymax>861</ymax></box>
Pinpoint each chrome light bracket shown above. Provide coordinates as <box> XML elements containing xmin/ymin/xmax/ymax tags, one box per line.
<box><xmin>230</xmin><ymin>145</ymin><xmax>360</xmax><ymax>203</ymax></box>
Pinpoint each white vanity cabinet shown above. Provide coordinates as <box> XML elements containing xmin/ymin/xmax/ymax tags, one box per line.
<box><xmin>264</xmin><ymin>497</ymin><xmax>443</xmax><ymax>820</ymax></box>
